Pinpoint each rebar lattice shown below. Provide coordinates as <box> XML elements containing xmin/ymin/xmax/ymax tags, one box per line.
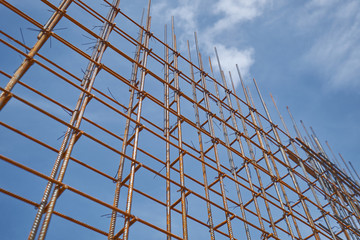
<box><xmin>1</xmin><ymin>1</ymin><xmax>360</xmax><ymax>239</ymax></box>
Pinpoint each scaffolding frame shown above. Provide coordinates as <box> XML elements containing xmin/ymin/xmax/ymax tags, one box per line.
<box><xmin>1</xmin><ymin>1</ymin><xmax>360</xmax><ymax>239</ymax></box>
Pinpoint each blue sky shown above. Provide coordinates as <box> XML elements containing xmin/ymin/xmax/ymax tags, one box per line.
<box><xmin>1</xmin><ymin>0</ymin><xmax>360</xmax><ymax>239</ymax></box>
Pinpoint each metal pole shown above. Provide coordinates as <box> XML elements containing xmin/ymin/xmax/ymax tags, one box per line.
<box><xmin>171</xmin><ymin>16</ymin><xmax>189</xmax><ymax>240</ymax></box>
<box><xmin>236</xmin><ymin>66</ymin><xmax>293</xmax><ymax>238</ymax></box>
<box><xmin>338</xmin><ymin>154</ymin><xmax>359</xmax><ymax>185</ymax></box>
<box><xmin>228</xmin><ymin>69</ymin><xmax>270</xmax><ymax>235</ymax></box>
<box><xmin>29</xmin><ymin>1</ymin><xmax>120</xmax><ymax>239</ymax></box>
<box><xmin>194</xmin><ymin>32</ymin><xmax>234</xmax><ymax>239</ymax></box>
<box><xmin>325</xmin><ymin>141</ymin><xmax>343</xmax><ymax>170</ymax></box>
<box><xmin>122</xmin><ymin>1</ymin><xmax>152</xmax><ymax>239</ymax></box>
<box><xmin>164</xmin><ymin>24</ymin><xmax>172</xmax><ymax>240</ymax></box>
<box><xmin>212</xmin><ymin>50</ymin><xmax>251</xmax><ymax>240</ymax></box>
<box><xmin>270</xmin><ymin>93</ymin><xmax>339</xmax><ymax>240</ymax></box>
<box><xmin>108</xmin><ymin>8</ymin><xmax>145</xmax><ymax>239</ymax></box>
<box><xmin>247</xmin><ymin>87</ymin><xmax>303</xmax><ymax>239</ymax></box>
<box><xmin>252</xmin><ymin>78</ymin><xmax>323</xmax><ymax>240</ymax></box>
<box><xmin>349</xmin><ymin>161</ymin><xmax>360</xmax><ymax>183</ymax></box>
<box><xmin>187</xmin><ymin>40</ymin><xmax>215</xmax><ymax>240</ymax></box>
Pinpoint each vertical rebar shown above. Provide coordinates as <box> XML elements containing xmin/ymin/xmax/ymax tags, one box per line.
<box><xmin>270</xmin><ymin>93</ymin><xmax>339</xmax><ymax>240</ymax></box>
<box><xmin>194</xmin><ymin>33</ymin><xmax>234</xmax><ymax>239</ymax></box>
<box><xmin>164</xmin><ymin>24</ymin><xmax>172</xmax><ymax>240</ymax></box>
<box><xmin>122</xmin><ymin>1</ymin><xmax>152</xmax><ymax>239</ymax></box>
<box><xmin>349</xmin><ymin>161</ymin><xmax>360</xmax><ymax>183</ymax></box>
<box><xmin>252</xmin><ymin>78</ymin><xmax>320</xmax><ymax>239</ymax></box>
<box><xmin>244</xmin><ymin>90</ymin><xmax>300</xmax><ymax>238</ymax></box>
<box><xmin>187</xmin><ymin>40</ymin><xmax>215</xmax><ymax>240</ymax></box>
<box><xmin>171</xmin><ymin>17</ymin><xmax>189</xmax><ymax>240</ymax></box>
<box><xmin>288</xmin><ymin>108</ymin><xmax>353</xmax><ymax>239</ymax></box>
<box><xmin>211</xmin><ymin>51</ymin><xmax>251</xmax><ymax>240</ymax></box>
<box><xmin>338</xmin><ymin>154</ymin><xmax>359</xmax><ymax>185</ymax></box>
<box><xmin>227</xmin><ymin>69</ymin><xmax>267</xmax><ymax>236</ymax></box>
<box><xmin>29</xmin><ymin>1</ymin><xmax>120</xmax><ymax>239</ymax></box>
<box><xmin>108</xmin><ymin>8</ymin><xmax>145</xmax><ymax>240</ymax></box>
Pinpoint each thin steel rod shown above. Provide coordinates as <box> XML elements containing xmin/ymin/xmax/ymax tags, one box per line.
<box><xmin>212</xmin><ymin>51</ymin><xmax>253</xmax><ymax>240</ymax></box>
<box><xmin>252</xmin><ymin>78</ymin><xmax>320</xmax><ymax>239</ymax></box>
<box><xmin>338</xmin><ymin>154</ymin><xmax>359</xmax><ymax>185</ymax></box>
<box><xmin>171</xmin><ymin>16</ymin><xmax>189</xmax><ymax>240</ymax></box>
<box><xmin>246</xmin><ymin>90</ymin><xmax>302</xmax><ymax>238</ymax></box>
<box><xmin>108</xmin><ymin>7</ymin><xmax>145</xmax><ymax>239</ymax></box>
<box><xmin>234</xmin><ymin>66</ymin><xmax>283</xmax><ymax>237</ymax></box>
<box><xmin>164</xmin><ymin>24</ymin><xmax>172</xmax><ymax>240</ymax></box>
<box><xmin>325</xmin><ymin>141</ymin><xmax>342</xmax><ymax>170</ymax></box>
<box><xmin>122</xmin><ymin>1</ymin><xmax>151</xmax><ymax>239</ymax></box>
<box><xmin>270</xmin><ymin>93</ymin><xmax>339</xmax><ymax>240</ymax></box>
<box><xmin>349</xmin><ymin>161</ymin><xmax>360</xmax><ymax>183</ymax></box>
<box><xmin>187</xmin><ymin>40</ymin><xmax>215</xmax><ymax>240</ymax></box>
<box><xmin>36</xmin><ymin>1</ymin><xmax>121</xmax><ymax>239</ymax></box>
<box><xmin>194</xmin><ymin>32</ymin><xmax>234</xmax><ymax>240</ymax></box>
<box><xmin>26</xmin><ymin>1</ymin><xmax>118</xmax><ymax>239</ymax></box>
<box><xmin>227</xmin><ymin>72</ymin><xmax>270</xmax><ymax>236</ymax></box>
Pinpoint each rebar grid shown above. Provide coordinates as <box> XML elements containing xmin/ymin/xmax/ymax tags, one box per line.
<box><xmin>1</xmin><ymin>1</ymin><xmax>360</xmax><ymax>239</ymax></box>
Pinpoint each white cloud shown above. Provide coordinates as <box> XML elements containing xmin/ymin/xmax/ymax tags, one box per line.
<box><xmin>152</xmin><ymin>0</ymin><xmax>270</xmax><ymax>87</ymax></box>
<box><xmin>211</xmin><ymin>44</ymin><xmax>254</xmax><ymax>86</ymax></box>
<box><xmin>212</xmin><ymin>0</ymin><xmax>271</xmax><ymax>33</ymax></box>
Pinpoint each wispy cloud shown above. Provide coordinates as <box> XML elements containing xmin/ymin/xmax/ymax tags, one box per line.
<box><xmin>300</xmin><ymin>0</ymin><xmax>360</xmax><ymax>89</ymax></box>
<box><xmin>152</xmin><ymin>0</ymin><xmax>271</xmax><ymax>85</ymax></box>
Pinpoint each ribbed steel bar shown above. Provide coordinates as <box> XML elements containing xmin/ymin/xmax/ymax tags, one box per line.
<box><xmin>108</xmin><ymin>7</ymin><xmax>145</xmax><ymax>239</ymax></box>
<box><xmin>288</xmin><ymin>109</ymin><xmax>354</xmax><ymax>239</ymax></box>
<box><xmin>338</xmin><ymin>154</ymin><xmax>359</xmax><ymax>185</ymax></box>
<box><xmin>270</xmin><ymin>93</ymin><xmax>339</xmax><ymax>240</ymax></box>
<box><xmin>244</xmin><ymin>85</ymin><xmax>296</xmax><ymax>238</ymax></box>
<box><xmin>26</xmin><ymin>1</ymin><xmax>119</xmax><ymax>239</ymax></box>
<box><xmin>227</xmin><ymin>72</ymin><xmax>268</xmax><ymax>236</ymax></box>
<box><xmin>171</xmin><ymin>17</ymin><xmax>189</xmax><ymax>240</ymax></box>
<box><xmin>234</xmin><ymin>66</ymin><xmax>284</xmax><ymax>238</ymax></box>
<box><xmin>252</xmin><ymin>78</ymin><xmax>321</xmax><ymax>239</ymax></box>
<box><xmin>164</xmin><ymin>24</ymin><xmax>172</xmax><ymax>240</ymax></box>
<box><xmin>187</xmin><ymin>40</ymin><xmax>215</xmax><ymax>240</ymax></box>
<box><xmin>194</xmin><ymin>33</ymin><xmax>234</xmax><ymax>239</ymax></box>
<box><xmin>37</xmin><ymin>0</ymin><xmax>120</xmax><ymax>237</ymax></box>
<box><xmin>244</xmin><ymin>87</ymin><xmax>303</xmax><ymax>239</ymax></box>
<box><xmin>122</xmin><ymin>1</ymin><xmax>151</xmax><ymax>239</ymax></box>
<box><xmin>211</xmin><ymin>51</ymin><xmax>253</xmax><ymax>239</ymax></box>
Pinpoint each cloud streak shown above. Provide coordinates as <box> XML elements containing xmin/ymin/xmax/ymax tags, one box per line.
<box><xmin>300</xmin><ymin>0</ymin><xmax>360</xmax><ymax>90</ymax></box>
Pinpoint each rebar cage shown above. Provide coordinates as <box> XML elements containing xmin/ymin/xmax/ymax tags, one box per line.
<box><xmin>1</xmin><ymin>1</ymin><xmax>360</xmax><ymax>239</ymax></box>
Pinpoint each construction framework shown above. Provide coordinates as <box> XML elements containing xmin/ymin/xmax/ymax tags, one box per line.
<box><xmin>1</xmin><ymin>1</ymin><xmax>360</xmax><ymax>239</ymax></box>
